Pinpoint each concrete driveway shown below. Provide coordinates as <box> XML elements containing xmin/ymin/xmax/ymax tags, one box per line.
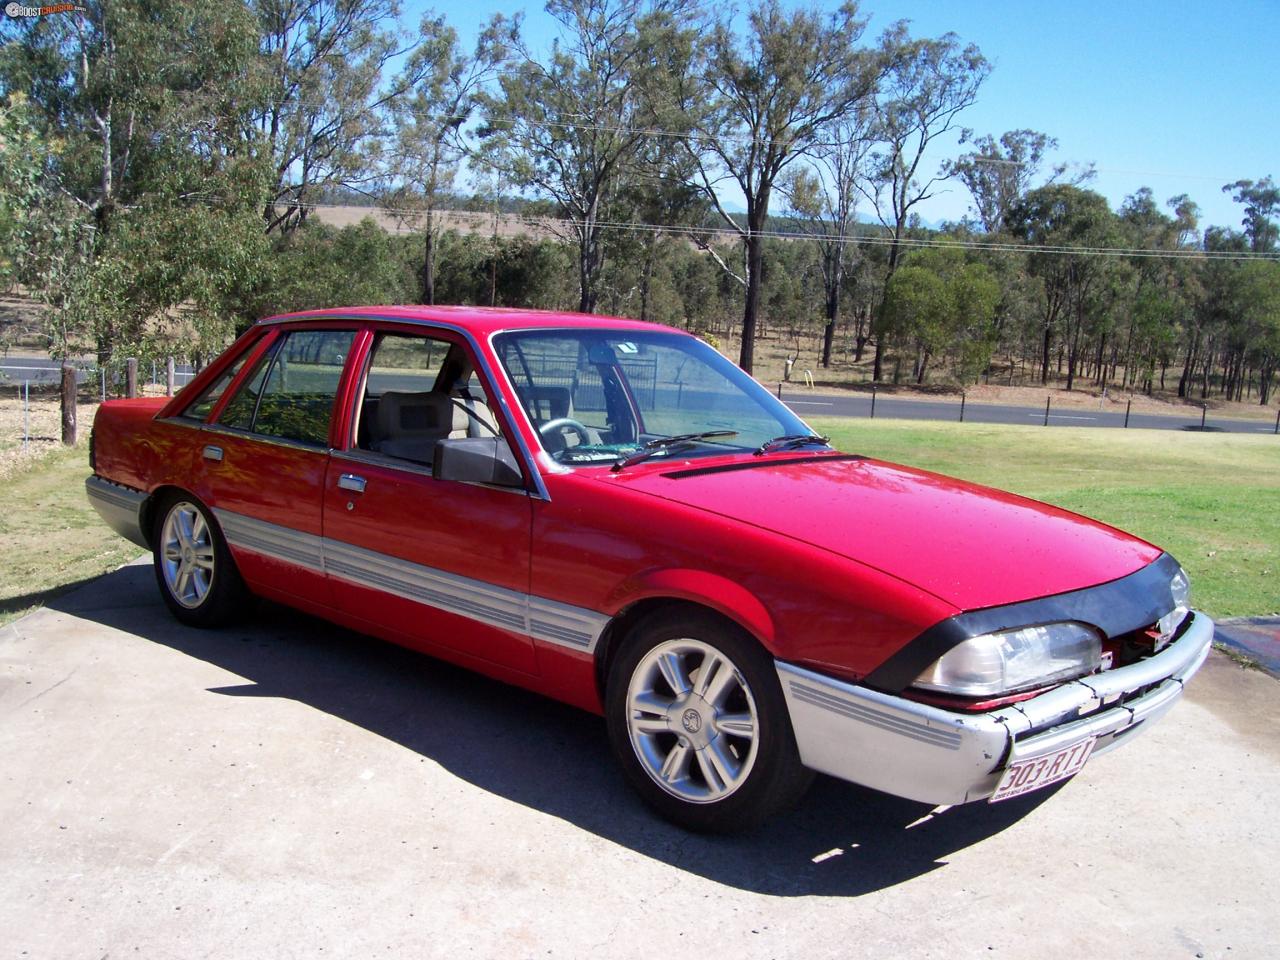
<box><xmin>2</xmin><ymin>560</ymin><xmax>1277</xmax><ymax>959</ymax></box>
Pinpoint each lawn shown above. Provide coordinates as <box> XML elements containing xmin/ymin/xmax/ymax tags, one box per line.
<box><xmin>0</xmin><ymin>444</ymin><xmax>142</xmax><ymax>626</ymax></box>
<box><xmin>0</xmin><ymin>418</ymin><xmax>1275</xmax><ymax>627</ymax></box>
<box><xmin>812</xmin><ymin>417</ymin><xmax>1280</xmax><ymax>619</ymax></box>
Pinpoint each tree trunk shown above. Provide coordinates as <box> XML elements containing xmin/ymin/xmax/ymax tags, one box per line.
<box><xmin>61</xmin><ymin>365</ymin><xmax>77</xmax><ymax>446</ymax></box>
<box><xmin>1041</xmin><ymin>324</ymin><xmax>1052</xmax><ymax>384</ymax></box>
<box><xmin>738</xmin><ymin>212</ymin><xmax>767</xmax><ymax>374</ymax></box>
<box><xmin>639</xmin><ymin>239</ymin><xmax>655</xmax><ymax>322</ymax></box>
<box><xmin>422</xmin><ymin>207</ymin><xmax>436</xmax><ymax>305</ymax></box>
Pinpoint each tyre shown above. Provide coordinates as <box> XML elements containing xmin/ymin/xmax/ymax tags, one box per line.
<box><xmin>605</xmin><ymin>608</ymin><xmax>813</xmax><ymax>832</ymax></box>
<box><xmin>152</xmin><ymin>494</ymin><xmax>247</xmax><ymax>628</ymax></box>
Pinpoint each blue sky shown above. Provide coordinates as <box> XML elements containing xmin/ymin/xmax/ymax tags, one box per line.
<box><xmin>404</xmin><ymin>0</ymin><xmax>1278</xmax><ymax>234</ymax></box>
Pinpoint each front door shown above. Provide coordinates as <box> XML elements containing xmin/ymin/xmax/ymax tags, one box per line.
<box><xmin>321</xmin><ymin>328</ymin><xmax>537</xmax><ymax>675</ymax></box>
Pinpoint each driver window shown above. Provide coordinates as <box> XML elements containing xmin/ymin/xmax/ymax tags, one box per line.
<box><xmin>356</xmin><ymin>333</ymin><xmax>499</xmax><ymax>467</ymax></box>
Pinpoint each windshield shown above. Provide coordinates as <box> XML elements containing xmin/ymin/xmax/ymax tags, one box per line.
<box><xmin>492</xmin><ymin>329</ymin><xmax>811</xmax><ymax>466</ymax></box>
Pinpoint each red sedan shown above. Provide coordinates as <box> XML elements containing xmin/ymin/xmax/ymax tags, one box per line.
<box><xmin>87</xmin><ymin>307</ymin><xmax>1212</xmax><ymax>831</ymax></box>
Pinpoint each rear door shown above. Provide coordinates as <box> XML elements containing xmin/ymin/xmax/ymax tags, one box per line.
<box><xmin>200</xmin><ymin>326</ymin><xmax>358</xmax><ymax>609</ymax></box>
<box><xmin>321</xmin><ymin>327</ymin><xmax>538</xmax><ymax>675</ymax></box>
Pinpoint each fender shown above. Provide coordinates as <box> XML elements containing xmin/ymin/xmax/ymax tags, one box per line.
<box><xmin>604</xmin><ymin>568</ymin><xmax>777</xmax><ymax>650</ymax></box>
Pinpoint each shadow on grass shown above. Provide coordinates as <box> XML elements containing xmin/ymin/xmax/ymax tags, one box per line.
<box><xmin>48</xmin><ymin>562</ymin><xmax>1058</xmax><ymax>898</ymax></box>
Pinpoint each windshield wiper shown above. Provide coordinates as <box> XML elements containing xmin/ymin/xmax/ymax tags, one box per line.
<box><xmin>612</xmin><ymin>430</ymin><xmax>740</xmax><ymax>472</ymax></box>
<box><xmin>753</xmin><ymin>434</ymin><xmax>831</xmax><ymax>456</ymax></box>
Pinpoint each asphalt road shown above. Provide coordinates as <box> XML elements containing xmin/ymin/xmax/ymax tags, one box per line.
<box><xmin>0</xmin><ymin>357</ymin><xmax>196</xmax><ymax>387</ymax></box>
<box><xmin>781</xmin><ymin>389</ymin><xmax>1280</xmax><ymax>434</ymax></box>
<box><xmin>1</xmin><ymin>559</ymin><xmax>1276</xmax><ymax>958</ymax></box>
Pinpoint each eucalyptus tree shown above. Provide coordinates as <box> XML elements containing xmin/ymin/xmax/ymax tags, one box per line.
<box><xmin>1222</xmin><ymin>176</ymin><xmax>1279</xmax><ymax>253</ymax></box>
<box><xmin>252</xmin><ymin>0</ymin><xmax>421</xmax><ymax>233</ymax></box>
<box><xmin>880</xmin><ymin>247</ymin><xmax>998</xmax><ymax>385</ymax></box>
<box><xmin>945</xmin><ymin>129</ymin><xmax>1084</xmax><ymax>234</ymax></box>
<box><xmin>385</xmin><ymin>12</ymin><xmax>517</xmax><ymax>304</ymax></box>
<box><xmin>781</xmin><ymin>105</ymin><xmax>876</xmax><ymax>368</ymax></box>
<box><xmin>481</xmin><ymin>0</ymin><xmax>693</xmax><ymax>314</ymax></box>
<box><xmin>861</xmin><ymin>32</ymin><xmax>990</xmax><ymax>380</ymax></box>
<box><xmin>0</xmin><ymin>1</ymin><xmax>270</xmax><ymax>360</ymax></box>
<box><xmin>1006</xmin><ymin>184</ymin><xmax>1119</xmax><ymax>390</ymax></box>
<box><xmin>672</xmin><ymin>0</ymin><xmax>892</xmax><ymax>373</ymax></box>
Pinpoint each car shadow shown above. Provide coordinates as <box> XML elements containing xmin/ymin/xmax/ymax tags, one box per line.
<box><xmin>49</xmin><ymin>562</ymin><xmax>1059</xmax><ymax>898</ymax></box>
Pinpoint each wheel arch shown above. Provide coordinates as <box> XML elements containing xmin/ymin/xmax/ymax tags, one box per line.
<box><xmin>593</xmin><ymin>572</ymin><xmax>777</xmax><ymax>705</ymax></box>
<box><xmin>142</xmin><ymin>484</ymin><xmax>214</xmax><ymax>549</ymax></box>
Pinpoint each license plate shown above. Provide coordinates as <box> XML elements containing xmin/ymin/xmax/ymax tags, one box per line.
<box><xmin>989</xmin><ymin>737</ymin><xmax>1097</xmax><ymax>803</ymax></box>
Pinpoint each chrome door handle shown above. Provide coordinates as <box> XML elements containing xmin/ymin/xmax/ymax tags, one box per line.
<box><xmin>337</xmin><ymin>473</ymin><xmax>367</xmax><ymax>494</ymax></box>
<box><xmin>202</xmin><ymin>445</ymin><xmax>223</xmax><ymax>462</ymax></box>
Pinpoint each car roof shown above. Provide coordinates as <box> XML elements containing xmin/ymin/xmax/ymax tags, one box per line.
<box><xmin>261</xmin><ymin>305</ymin><xmax>682</xmax><ymax>338</ymax></box>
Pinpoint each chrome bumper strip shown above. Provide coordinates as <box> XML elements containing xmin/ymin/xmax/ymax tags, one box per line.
<box><xmin>777</xmin><ymin>611</ymin><xmax>1214</xmax><ymax>805</ymax></box>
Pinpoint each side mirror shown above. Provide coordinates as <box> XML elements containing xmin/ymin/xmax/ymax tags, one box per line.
<box><xmin>433</xmin><ymin>437</ymin><xmax>525</xmax><ymax>488</ymax></box>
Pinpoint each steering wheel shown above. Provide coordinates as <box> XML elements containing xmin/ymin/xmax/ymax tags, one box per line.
<box><xmin>538</xmin><ymin>417</ymin><xmax>593</xmax><ymax>452</ymax></box>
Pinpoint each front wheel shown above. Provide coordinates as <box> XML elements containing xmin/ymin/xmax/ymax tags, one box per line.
<box><xmin>152</xmin><ymin>495</ymin><xmax>246</xmax><ymax>627</ymax></box>
<box><xmin>605</xmin><ymin>609</ymin><xmax>813</xmax><ymax>832</ymax></box>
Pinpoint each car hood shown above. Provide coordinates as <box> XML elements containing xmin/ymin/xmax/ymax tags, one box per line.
<box><xmin>605</xmin><ymin>453</ymin><xmax>1163</xmax><ymax>611</ymax></box>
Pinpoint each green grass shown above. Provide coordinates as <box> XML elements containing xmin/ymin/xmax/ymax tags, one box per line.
<box><xmin>0</xmin><ymin>445</ymin><xmax>142</xmax><ymax>627</ymax></box>
<box><xmin>812</xmin><ymin>417</ymin><xmax>1280</xmax><ymax>619</ymax></box>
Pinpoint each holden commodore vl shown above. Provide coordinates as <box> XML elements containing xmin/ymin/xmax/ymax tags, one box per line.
<box><xmin>86</xmin><ymin>307</ymin><xmax>1212</xmax><ymax>831</ymax></box>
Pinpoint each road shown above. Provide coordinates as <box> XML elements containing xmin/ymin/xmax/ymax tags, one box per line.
<box><xmin>0</xmin><ymin>356</ymin><xmax>196</xmax><ymax>387</ymax></box>
<box><xmin>0</xmin><ymin>559</ymin><xmax>1276</xmax><ymax>958</ymax></box>
<box><xmin>781</xmin><ymin>388</ymin><xmax>1280</xmax><ymax>434</ymax></box>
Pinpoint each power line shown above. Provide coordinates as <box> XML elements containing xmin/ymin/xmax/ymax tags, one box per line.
<box><xmin>273</xmin><ymin>198</ymin><xmax>1280</xmax><ymax>261</ymax></box>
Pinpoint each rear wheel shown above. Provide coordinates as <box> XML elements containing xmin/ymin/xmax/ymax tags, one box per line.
<box><xmin>152</xmin><ymin>495</ymin><xmax>246</xmax><ymax>627</ymax></box>
<box><xmin>605</xmin><ymin>608</ymin><xmax>813</xmax><ymax>832</ymax></box>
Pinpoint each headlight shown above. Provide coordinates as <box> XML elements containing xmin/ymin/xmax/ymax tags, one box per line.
<box><xmin>913</xmin><ymin>622</ymin><xmax>1101</xmax><ymax>697</ymax></box>
<box><xmin>1156</xmin><ymin>567</ymin><xmax>1191</xmax><ymax>642</ymax></box>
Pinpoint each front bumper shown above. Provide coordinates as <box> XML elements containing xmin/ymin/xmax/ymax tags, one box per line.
<box><xmin>776</xmin><ymin>610</ymin><xmax>1214</xmax><ymax>805</ymax></box>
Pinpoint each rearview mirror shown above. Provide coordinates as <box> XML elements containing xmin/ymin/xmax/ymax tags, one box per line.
<box><xmin>433</xmin><ymin>437</ymin><xmax>524</xmax><ymax>487</ymax></box>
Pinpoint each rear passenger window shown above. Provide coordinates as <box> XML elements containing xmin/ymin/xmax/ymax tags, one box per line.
<box><xmin>218</xmin><ymin>330</ymin><xmax>355</xmax><ymax>446</ymax></box>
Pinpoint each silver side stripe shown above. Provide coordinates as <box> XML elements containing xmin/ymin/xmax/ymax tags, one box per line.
<box><xmin>86</xmin><ymin>476</ymin><xmax>147</xmax><ymax>512</ymax></box>
<box><xmin>789</xmin><ymin>681</ymin><xmax>964</xmax><ymax>751</ymax></box>
<box><xmin>213</xmin><ymin>509</ymin><xmax>608</xmax><ymax>654</ymax></box>
<box><xmin>217</xmin><ymin>511</ymin><xmax>326</xmax><ymax>574</ymax></box>
<box><xmin>324</xmin><ymin>538</ymin><xmax>529</xmax><ymax>633</ymax></box>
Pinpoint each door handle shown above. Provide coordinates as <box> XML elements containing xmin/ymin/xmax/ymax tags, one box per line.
<box><xmin>337</xmin><ymin>473</ymin><xmax>367</xmax><ymax>494</ymax></box>
<box><xmin>202</xmin><ymin>445</ymin><xmax>223</xmax><ymax>462</ymax></box>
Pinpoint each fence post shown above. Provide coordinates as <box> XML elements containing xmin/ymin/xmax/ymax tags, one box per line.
<box><xmin>1275</xmin><ymin>408</ymin><xmax>1279</xmax><ymax>435</ymax></box>
<box><xmin>126</xmin><ymin>357</ymin><xmax>138</xmax><ymax>398</ymax></box>
<box><xmin>776</xmin><ymin>381</ymin><xmax>782</xmax><ymax>399</ymax></box>
<box><xmin>1200</xmin><ymin>405</ymin><xmax>1207</xmax><ymax>431</ymax></box>
<box><xmin>61</xmin><ymin>364</ymin><xmax>77</xmax><ymax>446</ymax></box>
<box><xmin>870</xmin><ymin>384</ymin><xmax>877</xmax><ymax>419</ymax></box>
<box><xmin>166</xmin><ymin>357</ymin><xmax>176</xmax><ymax>397</ymax></box>
<box><xmin>23</xmin><ymin>381</ymin><xmax>30</xmax><ymax>451</ymax></box>
<box><xmin>1043</xmin><ymin>396</ymin><xmax>1051</xmax><ymax>426</ymax></box>
<box><xmin>959</xmin><ymin>391</ymin><xmax>966</xmax><ymax>423</ymax></box>
<box><xmin>1124</xmin><ymin>398</ymin><xmax>1131</xmax><ymax>428</ymax></box>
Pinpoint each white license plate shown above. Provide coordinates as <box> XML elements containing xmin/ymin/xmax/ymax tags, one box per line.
<box><xmin>989</xmin><ymin>737</ymin><xmax>1097</xmax><ymax>803</ymax></box>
